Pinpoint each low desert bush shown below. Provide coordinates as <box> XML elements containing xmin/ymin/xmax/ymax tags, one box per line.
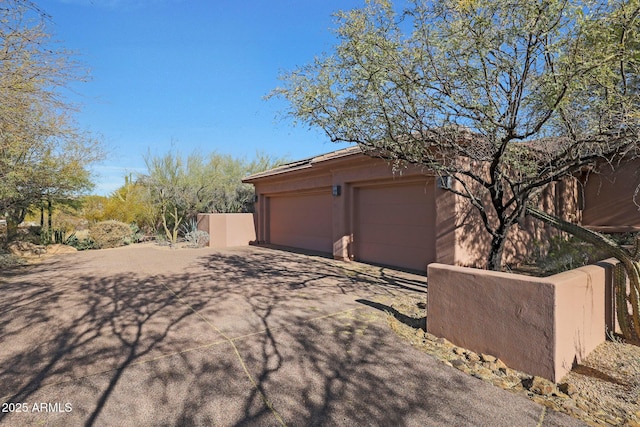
<box><xmin>66</xmin><ymin>234</ymin><xmax>96</xmax><ymax>251</ymax></box>
<box><xmin>531</xmin><ymin>234</ymin><xmax>630</xmax><ymax>276</ymax></box>
<box><xmin>180</xmin><ymin>219</ymin><xmax>210</xmax><ymax>248</ymax></box>
<box><xmin>126</xmin><ymin>223</ymin><xmax>144</xmax><ymax>245</ymax></box>
<box><xmin>0</xmin><ymin>252</ymin><xmax>27</xmax><ymax>268</ymax></box>
<box><xmin>89</xmin><ymin>220</ymin><xmax>133</xmax><ymax>249</ymax></box>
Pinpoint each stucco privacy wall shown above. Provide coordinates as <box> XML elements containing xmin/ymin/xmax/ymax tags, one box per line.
<box><xmin>196</xmin><ymin>213</ymin><xmax>256</xmax><ymax>247</ymax></box>
<box><xmin>427</xmin><ymin>261</ymin><xmax>612</xmax><ymax>382</ymax></box>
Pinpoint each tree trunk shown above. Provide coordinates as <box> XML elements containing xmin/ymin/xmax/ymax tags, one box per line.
<box><xmin>171</xmin><ymin>206</ymin><xmax>180</xmax><ymax>244</ymax></box>
<box><xmin>487</xmin><ymin>227</ymin><xmax>508</xmax><ymax>271</ymax></box>
<box><xmin>160</xmin><ymin>205</ymin><xmax>173</xmax><ymax>243</ymax></box>
<box><xmin>47</xmin><ymin>199</ymin><xmax>52</xmax><ymax>229</ymax></box>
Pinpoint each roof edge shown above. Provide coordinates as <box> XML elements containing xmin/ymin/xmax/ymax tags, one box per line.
<box><xmin>243</xmin><ymin>145</ymin><xmax>361</xmax><ymax>182</ymax></box>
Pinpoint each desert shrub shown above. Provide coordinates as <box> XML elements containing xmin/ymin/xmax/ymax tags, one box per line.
<box><xmin>11</xmin><ymin>224</ymin><xmax>42</xmax><ymax>245</ymax></box>
<box><xmin>123</xmin><ymin>223</ymin><xmax>144</xmax><ymax>245</ymax></box>
<box><xmin>65</xmin><ymin>234</ymin><xmax>96</xmax><ymax>251</ymax></box>
<box><xmin>180</xmin><ymin>219</ymin><xmax>209</xmax><ymax>248</ymax></box>
<box><xmin>89</xmin><ymin>220</ymin><xmax>132</xmax><ymax>249</ymax></box>
<box><xmin>0</xmin><ymin>252</ymin><xmax>27</xmax><ymax>268</ymax></box>
<box><xmin>534</xmin><ymin>235</ymin><xmax>611</xmax><ymax>275</ymax></box>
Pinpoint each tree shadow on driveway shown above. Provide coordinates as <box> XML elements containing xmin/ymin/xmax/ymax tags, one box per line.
<box><xmin>0</xmin><ymin>245</ymin><xmax>577</xmax><ymax>426</ymax></box>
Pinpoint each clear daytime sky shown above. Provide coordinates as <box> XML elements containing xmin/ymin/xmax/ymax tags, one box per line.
<box><xmin>44</xmin><ymin>0</ymin><xmax>375</xmax><ymax>195</ymax></box>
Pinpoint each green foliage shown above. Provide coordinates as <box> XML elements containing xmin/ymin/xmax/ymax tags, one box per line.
<box><xmin>0</xmin><ymin>2</ymin><xmax>104</xmax><ymax>236</ymax></box>
<box><xmin>80</xmin><ymin>195</ymin><xmax>109</xmax><ymax>223</ymax></box>
<box><xmin>65</xmin><ymin>234</ymin><xmax>96</xmax><ymax>251</ymax></box>
<box><xmin>180</xmin><ymin>219</ymin><xmax>210</xmax><ymax>248</ymax></box>
<box><xmin>39</xmin><ymin>228</ymin><xmax>52</xmax><ymax>246</ymax></box>
<box><xmin>142</xmin><ymin>150</ymin><xmax>284</xmax><ymax>244</ymax></box>
<box><xmin>0</xmin><ymin>253</ymin><xmax>27</xmax><ymax>268</ymax></box>
<box><xmin>38</xmin><ymin>227</ymin><xmax>70</xmax><ymax>245</ymax></box>
<box><xmin>272</xmin><ymin>0</ymin><xmax>640</xmax><ymax>270</ymax></box>
<box><xmin>533</xmin><ymin>235</ymin><xmax>609</xmax><ymax>276</ymax></box>
<box><xmin>527</xmin><ymin>206</ymin><xmax>640</xmax><ymax>342</ymax></box>
<box><xmin>102</xmin><ymin>175</ymin><xmax>158</xmax><ymax>233</ymax></box>
<box><xmin>89</xmin><ymin>220</ymin><xmax>133</xmax><ymax>249</ymax></box>
<box><xmin>128</xmin><ymin>223</ymin><xmax>144</xmax><ymax>244</ymax></box>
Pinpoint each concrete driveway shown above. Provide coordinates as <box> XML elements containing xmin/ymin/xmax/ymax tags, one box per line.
<box><xmin>0</xmin><ymin>244</ymin><xmax>584</xmax><ymax>426</ymax></box>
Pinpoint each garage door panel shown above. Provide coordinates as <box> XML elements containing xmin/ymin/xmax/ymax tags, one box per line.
<box><xmin>356</xmin><ymin>181</ymin><xmax>435</xmax><ymax>271</ymax></box>
<box><xmin>357</xmin><ymin>223</ymin><xmax>429</xmax><ymax>247</ymax></box>
<box><xmin>358</xmin><ymin>205</ymin><xmax>431</xmax><ymax>227</ymax></box>
<box><xmin>359</xmin><ymin>184</ymin><xmax>427</xmax><ymax>204</ymax></box>
<box><xmin>269</xmin><ymin>192</ymin><xmax>332</xmax><ymax>253</ymax></box>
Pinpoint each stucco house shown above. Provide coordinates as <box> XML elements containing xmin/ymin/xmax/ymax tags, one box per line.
<box><xmin>244</xmin><ymin>145</ymin><xmax>637</xmax><ymax>271</ymax></box>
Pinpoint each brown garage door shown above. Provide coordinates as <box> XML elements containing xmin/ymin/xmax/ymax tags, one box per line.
<box><xmin>268</xmin><ymin>191</ymin><xmax>333</xmax><ymax>253</ymax></box>
<box><xmin>355</xmin><ymin>181</ymin><xmax>436</xmax><ymax>271</ymax></box>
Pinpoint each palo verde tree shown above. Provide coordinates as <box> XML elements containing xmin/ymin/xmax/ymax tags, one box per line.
<box><xmin>0</xmin><ymin>0</ymin><xmax>103</xmax><ymax>238</ymax></box>
<box><xmin>272</xmin><ymin>0</ymin><xmax>640</xmax><ymax>270</ymax></box>
<box><xmin>143</xmin><ymin>150</ymin><xmax>284</xmax><ymax>245</ymax></box>
<box><xmin>101</xmin><ymin>174</ymin><xmax>158</xmax><ymax>233</ymax></box>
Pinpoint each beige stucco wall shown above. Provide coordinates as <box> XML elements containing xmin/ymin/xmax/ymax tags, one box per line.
<box><xmin>196</xmin><ymin>213</ymin><xmax>256</xmax><ymax>247</ymax></box>
<box><xmin>427</xmin><ymin>261</ymin><xmax>608</xmax><ymax>382</ymax></box>
<box><xmin>451</xmin><ymin>177</ymin><xmax>579</xmax><ymax>269</ymax></box>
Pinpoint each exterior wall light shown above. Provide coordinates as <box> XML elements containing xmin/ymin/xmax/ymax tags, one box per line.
<box><xmin>437</xmin><ymin>176</ymin><xmax>452</xmax><ymax>190</ymax></box>
<box><xmin>332</xmin><ymin>185</ymin><xmax>342</xmax><ymax>196</ymax></box>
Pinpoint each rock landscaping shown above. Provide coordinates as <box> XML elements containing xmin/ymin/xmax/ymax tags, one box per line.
<box><xmin>381</xmin><ymin>295</ymin><xmax>640</xmax><ymax>426</ymax></box>
<box><xmin>7</xmin><ymin>242</ymin><xmax>77</xmax><ymax>259</ymax></box>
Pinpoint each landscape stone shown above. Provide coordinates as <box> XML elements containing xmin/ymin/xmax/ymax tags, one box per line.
<box><xmin>493</xmin><ymin>359</ymin><xmax>507</xmax><ymax>371</ymax></box>
<box><xmin>480</xmin><ymin>353</ymin><xmax>497</xmax><ymax>363</ymax></box>
<box><xmin>452</xmin><ymin>346</ymin><xmax>466</xmax><ymax>355</ymax></box>
<box><xmin>575</xmin><ymin>398</ymin><xmax>592</xmax><ymax>411</ymax></box>
<box><xmin>472</xmin><ymin>366</ymin><xmax>494</xmax><ymax>381</ymax></box>
<box><xmin>424</xmin><ymin>332</ymin><xmax>437</xmax><ymax>341</ymax></box>
<box><xmin>435</xmin><ymin>336</ymin><xmax>451</xmax><ymax>346</ymax></box>
<box><xmin>529</xmin><ymin>376</ymin><xmax>556</xmax><ymax>396</ymax></box>
<box><xmin>558</xmin><ymin>382</ymin><xmax>577</xmax><ymax>396</ymax></box>
<box><xmin>466</xmin><ymin>352</ymin><xmax>481</xmax><ymax>363</ymax></box>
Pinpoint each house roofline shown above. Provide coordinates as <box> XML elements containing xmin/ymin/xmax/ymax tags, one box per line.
<box><xmin>243</xmin><ymin>145</ymin><xmax>362</xmax><ymax>182</ymax></box>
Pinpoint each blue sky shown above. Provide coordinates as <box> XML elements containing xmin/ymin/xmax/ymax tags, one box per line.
<box><xmin>45</xmin><ymin>0</ymin><xmax>372</xmax><ymax>195</ymax></box>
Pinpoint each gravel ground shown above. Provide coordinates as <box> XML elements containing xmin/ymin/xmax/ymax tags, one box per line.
<box><xmin>374</xmin><ymin>292</ymin><xmax>640</xmax><ymax>426</ymax></box>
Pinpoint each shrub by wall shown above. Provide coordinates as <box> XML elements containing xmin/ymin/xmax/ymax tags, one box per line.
<box><xmin>90</xmin><ymin>220</ymin><xmax>132</xmax><ymax>249</ymax></box>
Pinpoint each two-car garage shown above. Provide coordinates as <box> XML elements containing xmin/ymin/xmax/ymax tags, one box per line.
<box><xmin>245</xmin><ymin>147</ymin><xmax>439</xmax><ymax>273</ymax></box>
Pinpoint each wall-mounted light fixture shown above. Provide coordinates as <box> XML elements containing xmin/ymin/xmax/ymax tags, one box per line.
<box><xmin>253</xmin><ymin>194</ymin><xmax>259</xmax><ymax>203</ymax></box>
<box><xmin>332</xmin><ymin>185</ymin><xmax>342</xmax><ymax>196</ymax></box>
<box><xmin>436</xmin><ymin>176</ymin><xmax>452</xmax><ymax>190</ymax></box>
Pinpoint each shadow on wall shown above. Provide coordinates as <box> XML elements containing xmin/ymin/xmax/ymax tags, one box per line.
<box><xmin>0</xmin><ymin>247</ymin><xmax>474</xmax><ymax>426</ymax></box>
<box><xmin>452</xmin><ymin>180</ymin><xmax>573</xmax><ymax>269</ymax></box>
